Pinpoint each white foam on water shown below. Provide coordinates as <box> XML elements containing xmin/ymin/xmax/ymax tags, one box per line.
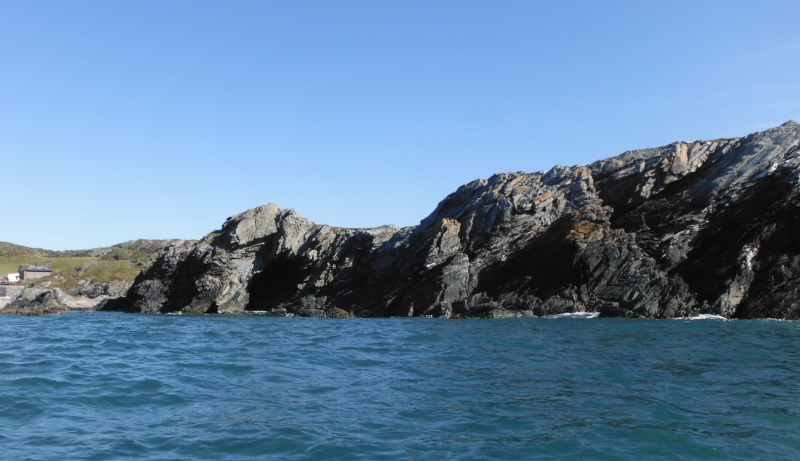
<box><xmin>245</xmin><ymin>311</ymin><xmax>296</xmax><ymax>316</ymax></box>
<box><xmin>545</xmin><ymin>312</ymin><xmax>600</xmax><ymax>319</ymax></box>
<box><xmin>674</xmin><ymin>314</ymin><xmax>729</xmax><ymax>320</ymax></box>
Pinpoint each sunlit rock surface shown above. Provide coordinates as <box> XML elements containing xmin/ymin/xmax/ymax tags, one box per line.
<box><xmin>104</xmin><ymin>121</ymin><xmax>800</xmax><ymax>319</ymax></box>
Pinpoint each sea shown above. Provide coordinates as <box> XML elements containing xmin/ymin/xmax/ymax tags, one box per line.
<box><xmin>0</xmin><ymin>312</ymin><xmax>798</xmax><ymax>460</ymax></box>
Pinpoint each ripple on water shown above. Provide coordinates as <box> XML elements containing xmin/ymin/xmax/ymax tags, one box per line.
<box><xmin>0</xmin><ymin>314</ymin><xmax>799</xmax><ymax>460</ymax></box>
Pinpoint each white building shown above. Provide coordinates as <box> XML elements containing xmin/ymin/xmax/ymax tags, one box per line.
<box><xmin>7</xmin><ymin>273</ymin><xmax>20</xmax><ymax>283</ymax></box>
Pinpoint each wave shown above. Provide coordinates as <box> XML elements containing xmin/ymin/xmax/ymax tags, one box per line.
<box><xmin>545</xmin><ymin>312</ymin><xmax>600</xmax><ymax>319</ymax></box>
<box><xmin>674</xmin><ymin>314</ymin><xmax>729</xmax><ymax>320</ymax></box>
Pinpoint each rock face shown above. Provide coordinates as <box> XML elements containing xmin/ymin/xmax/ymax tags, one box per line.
<box><xmin>0</xmin><ymin>289</ymin><xmax>70</xmax><ymax>316</ymax></box>
<box><xmin>104</xmin><ymin>121</ymin><xmax>800</xmax><ymax>319</ymax></box>
<box><xmin>75</xmin><ymin>280</ymin><xmax>133</xmax><ymax>299</ymax></box>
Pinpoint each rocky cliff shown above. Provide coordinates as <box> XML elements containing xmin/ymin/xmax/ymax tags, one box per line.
<box><xmin>103</xmin><ymin>121</ymin><xmax>800</xmax><ymax>319</ymax></box>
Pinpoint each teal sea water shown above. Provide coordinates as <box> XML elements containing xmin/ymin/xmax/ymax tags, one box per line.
<box><xmin>1</xmin><ymin>313</ymin><xmax>799</xmax><ymax>460</ymax></box>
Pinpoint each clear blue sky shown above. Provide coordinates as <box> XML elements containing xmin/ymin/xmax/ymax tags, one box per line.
<box><xmin>1</xmin><ymin>1</ymin><xmax>798</xmax><ymax>250</ymax></box>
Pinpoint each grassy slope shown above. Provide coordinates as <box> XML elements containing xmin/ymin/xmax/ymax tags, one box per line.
<box><xmin>0</xmin><ymin>256</ymin><xmax>99</xmax><ymax>278</ymax></box>
<box><xmin>0</xmin><ymin>241</ymin><xmax>161</xmax><ymax>292</ymax></box>
<box><xmin>0</xmin><ymin>242</ymin><xmax>59</xmax><ymax>258</ymax></box>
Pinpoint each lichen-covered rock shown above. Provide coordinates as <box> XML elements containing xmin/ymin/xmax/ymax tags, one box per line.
<box><xmin>1</xmin><ymin>289</ymin><xmax>70</xmax><ymax>316</ymax></box>
<box><xmin>104</xmin><ymin>121</ymin><xmax>800</xmax><ymax>319</ymax></box>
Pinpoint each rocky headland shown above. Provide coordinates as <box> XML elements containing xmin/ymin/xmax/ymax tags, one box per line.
<box><xmin>91</xmin><ymin>121</ymin><xmax>800</xmax><ymax>319</ymax></box>
<box><xmin>0</xmin><ymin>239</ymin><xmax>191</xmax><ymax>315</ymax></box>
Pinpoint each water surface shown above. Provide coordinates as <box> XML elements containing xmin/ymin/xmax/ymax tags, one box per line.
<box><xmin>1</xmin><ymin>313</ymin><xmax>798</xmax><ymax>460</ymax></box>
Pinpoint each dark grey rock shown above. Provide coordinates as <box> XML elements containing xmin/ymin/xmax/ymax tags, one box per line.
<box><xmin>1</xmin><ymin>289</ymin><xmax>70</xmax><ymax>316</ymax></box>
<box><xmin>102</xmin><ymin>121</ymin><xmax>800</xmax><ymax>319</ymax></box>
<box><xmin>73</xmin><ymin>280</ymin><xmax>133</xmax><ymax>299</ymax></box>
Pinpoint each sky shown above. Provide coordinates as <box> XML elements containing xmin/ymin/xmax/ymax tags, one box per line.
<box><xmin>1</xmin><ymin>0</ymin><xmax>798</xmax><ymax>250</ymax></box>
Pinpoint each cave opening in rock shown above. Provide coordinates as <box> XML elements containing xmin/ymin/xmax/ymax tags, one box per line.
<box><xmin>245</xmin><ymin>252</ymin><xmax>306</xmax><ymax>312</ymax></box>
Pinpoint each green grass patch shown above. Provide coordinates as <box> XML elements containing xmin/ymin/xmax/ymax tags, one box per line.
<box><xmin>7</xmin><ymin>259</ymin><xmax>145</xmax><ymax>292</ymax></box>
<box><xmin>0</xmin><ymin>242</ymin><xmax>57</xmax><ymax>258</ymax></box>
<box><xmin>0</xmin><ymin>242</ymin><xmax>93</xmax><ymax>258</ymax></box>
<box><xmin>0</xmin><ymin>256</ymin><xmax>99</xmax><ymax>278</ymax></box>
<box><xmin>80</xmin><ymin>260</ymin><xmax>143</xmax><ymax>281</ymax></box>
<box><xmin>0</xmin><ymin>240</ymin><xmax>167</xmax><ymax>293</ymax></box>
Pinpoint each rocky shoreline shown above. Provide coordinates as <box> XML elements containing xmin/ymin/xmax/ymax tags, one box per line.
<box><xmin>0</xmin><ymin>284</ymin><xmax>130</xmax><ymax>316</ymax></box>
<box><xmin>0</xmin><ymin>240</ymin><xmax>172</xmax><ymax>316</ymax></box>
<box><xmin>4</xmin><ymin>122</ymin><xmax>798</xmax><ymax>318</ymax></box>
<box><xmin>80</xmin><ymin>121</ymin><xmax>797</xmax><ymax>319</ymax></box>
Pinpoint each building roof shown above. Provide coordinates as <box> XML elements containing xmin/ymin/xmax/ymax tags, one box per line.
<box><xmin>19</xmin><ymin>264</ymin><xmax>53</xmax><ymax>272</ymax></box>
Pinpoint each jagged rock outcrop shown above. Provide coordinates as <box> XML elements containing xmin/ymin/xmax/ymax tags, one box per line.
<box><xmin>103</xmin><ymin>121</ymin><xmax>800</xmax><ymax>319</ymax></box>
<box><xmin>73</xmin><ymin>280</ymin><xmax>133</xmax><ymax>299</ymax></box>
<box><xmin>0</xmin><ymin>289</ymin><xmax>70</xmax><ymax>316</ymax></box>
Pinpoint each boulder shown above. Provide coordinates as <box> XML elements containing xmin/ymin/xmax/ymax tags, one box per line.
<box><xmin>1</xmin><ymin>289</ymin><xmax>70</xmax><ymax>316</ymax></box>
